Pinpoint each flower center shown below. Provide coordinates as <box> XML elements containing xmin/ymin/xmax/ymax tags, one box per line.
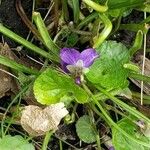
<box><xmin>66</xmin><ymin>60</ymin><xmax>89</xmax><ymax>77</ymax></box>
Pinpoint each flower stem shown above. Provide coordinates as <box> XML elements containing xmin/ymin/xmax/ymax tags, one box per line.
<box><xmin>88</xmin><ymin>105</ymin><xmax>101</xmax><ymax>150</ymax></box>
<box><xmin>0</xmin><ymin>55</ymin><xmax>39</xmax><ymax>75</ymax></box>
<box><xmin>132</xmin><ymin>92</ymin><xmax>150</xmax><ymax>104</ymax></box>
<box><xmin>96</xmin><ymin>134</ymin><xmax>101</xmax><ymax>150</ymax></box>
<box><xmin>129</xmin><ymin>72</ymin><xmax>150</xmax><ymax>82</ymax></box>
<box><xmin>119</xmin><ymin>23</ymin><xmax>148</xmax><ymax>34</ymax></box>
<box><xmin>123</xmin><ymin>63</ymin><xmax>140</xmax><ymax>72</ymax></box>
<box><xmin>15</xmin><ymin>0</ymin><xmax>42</xmax><ymax>41</ymax></box>
<box><xmin>108</xmin><ymin>0</ymin><xmax>144</xmax><ymax>9</ymax></box>
<box><xmin>77</xmin><ymin>12</ymin><xmax>98</xmax><ymax>29</ymax></box>
<box><xmin>93</xmin><ymin>13</ymin><xmax>112</xmax><ymax>49</ymax></box>
<box><xmin>82</xmin><ymin>83</ymin><xmax>150</xmax><ymax>148</ymax></box>
<box><xmin>32</xmin><ymin>12</ymin><xmax>60</xmax><ymax>58</ymax></box>
<box><xmin>129</xmin><ymin>30</ymin><xmax>143</xmax><ymax>56</ymax></box>
<box><xmin>82</xmin><ymin>0</ymin><xmax>108</xmax><ymax>13</ymax></box>
<box><xmin>141</xmin><ymin>15</ymin><xmax>150</xmax><ymax>24</ymax></box>
<box><xmin>72</xmin><ymin>0</ymin><xmax>80</xmax><ymax>24</ymax></box>
<box><xmin>61</xmin><ymin>0</ymin><xmax>69</xmax><ymax>22</ymax></box>
<box><xmin>59</xmin><ymin>140</ymin><xmax>63</xmax><ymax>150</ymax></box>
<box><xmin>97</xmin><ymin>86</ymin><xmax>150</xmax><ymax>124</ymax></box>
<box><xmin>1</xmin><ymin>82</ymin><xmax>32</xmax><ymax>137</ymax></box>
<box><xmin>42</xmin><ymin>131</ymin><xmax>53</xmax><ymax>150</ymax></box>
<box><xmin>0</xmin><ymin>24</ymin><xmax>59</xmax><ymax>62</ymax></box>
<box><xmin>94</xmin><ymin>103</ymin><xmax>150</xmax><ymax>148</ymax></box>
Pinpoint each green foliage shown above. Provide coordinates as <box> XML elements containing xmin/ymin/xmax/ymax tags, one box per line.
<box><xmin>107</xmin><ymin>0</ymin><xmax>145</xmax><ymax>9</ymax></box>
<box><xmin>106</xmin><ymin>0</ymin><xmax>144</xmax><ymax>17</ymax></box>
<box><xmin>66</xmin><ymin>33</ymin><xmax>78</xmax><ymax>47</ymax></box>
<box><xmin>34</xmin><ymin>68</ymin><xmax>89</xmax><ymax>105</ymax></box>
<box><xmin>86</xmin><ymin>41</ymin><xmax>130</xmax><ymax>90</ymax></box>
<box><xmin>0</xmin><ymin>135</ymin><xmax>35</xmax><ymax>150</ymax></box>
<box><xmin>0</xmin><ymin>1</ymin><xmax>150</xmax><ymax>149</ymax></box>
<box><xmin>138</xmin><ymin>3</ymin><xmax>150</xmax><ymax>12</ymax></box>
<box><xmin>108</xmin><ymin>8</ymin><xmax>132</xmax><ymax>17</ymax></box>
<box><xmin>76</xmin><ymin>115</ymin><xmax>97</xmax><ymax>143</ymax></box>
<box><xmin>112</xmin><ymin>118</ymin><xmax>150</xmax><ymax>150</ymax></box>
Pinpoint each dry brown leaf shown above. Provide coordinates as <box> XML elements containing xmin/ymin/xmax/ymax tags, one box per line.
<box><xmin>0</xmin><ymin>43</ymin><xmax>18</xmax><ymax>98</ymax></box>
<box><xmin>21</xmin><ymin>103</ymin><xmax>68</xmax><ymax>136</ymax></box>
<box><xmin>0</xmin><ymin>42</ymin><xmax>41</xmax><ymax>105</ymax></box>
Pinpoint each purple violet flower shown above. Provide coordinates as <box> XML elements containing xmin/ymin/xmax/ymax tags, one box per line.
<box><xmin>60</xmin><ymin>48</ymin><xmax>99</xmax><ymax>84</ymax></box>
<box><xmin>103</xmin><ymin>135</ymin><xmax>115</xmax><ymax>150</ymax></box>
<box><xmin>109</xmin><ymin>146</ymin><xmax>115</xmax><ymax>150</ymax></box>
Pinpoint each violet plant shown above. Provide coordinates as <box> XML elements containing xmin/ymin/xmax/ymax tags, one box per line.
<box><xmin>0</xmin><ymin>0</ymin><xmax>150</xmax><ymax>150</ymax></box>
<box><xmin>60</xmin><ymin>48</ymin><xmax>99</xmax><ymax>84</ymax></box>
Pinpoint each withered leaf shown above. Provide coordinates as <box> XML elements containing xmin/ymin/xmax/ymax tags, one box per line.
<box><xmin>21</xmin><ymin>103</ymin><xmax>68</xmax><ymax>136</ymax></box>
<box><xmin>0</xmin><ymin>43</ymin><xmax>18</xmax><ymax>98</ymax></box>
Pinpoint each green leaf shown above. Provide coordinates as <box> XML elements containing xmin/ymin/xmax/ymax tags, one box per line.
<box><xmin>34</xmin><ymin>68</ymin><xmax>88</xmax><ymax>104</ymax></box>
<box><xmin>107</xmin><ymin>0</ymin><xmax>145</xmax><ymax>9</ymax></box>
<box><xmin>0</xmin><ymin>135</ymin><xmax>35</xmax><ymax>150</ymax></box>
<box><xmin>108</xmin><ymin>8</ymin><xmax>132</xmax><ymax>18</ymax></box>
<box><xmin>112</xmin><ymin>118</ymin><xmax>150</xmax><ymax>150</ymax></box>
<box><xmin>66</xmin><ymin>33</ymin><xmax>78</xmax><ymax>47</ymax></box>
<box><xmin>76</xmin><ymin>115</ymin><xmax>97</xmax><ymax>143</ymax></box>
<box><xmin>138</xmin><ymin>3</ymin><xmax>150</xmax><ymax>12</ymax></box>
<box><xmin>86</xmin><ymin>41</ymin><xmax>130</xmax><ymax>90</ymax></box>
<box><xmin>108</xmin><ymin>9</ymin><xmax>124</xmax><ymax>17</ymax></box>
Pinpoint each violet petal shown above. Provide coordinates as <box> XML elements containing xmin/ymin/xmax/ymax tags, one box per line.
<box><xmin>61</xmin><ymin>61</ymin><xmax>69</xmax><ymax>73</ymax></box>
<box><xmin>80</xmin><ymin>48</ymin><xmax>99</xmax><ymax>67</ymax></box>
<box><xmin>109</xmin><ymin>146</ymin><xmax>115</xmax><ymax>150</ymax></box>
<box><xmin>75</xmin><ymin>77</ymin><xmax>81</xmax><ymax>85</ymax></box>
<box><xmin>60</xmin><ymin>48</ymin><xmax>80</xmax><ymax>65</ymax></box>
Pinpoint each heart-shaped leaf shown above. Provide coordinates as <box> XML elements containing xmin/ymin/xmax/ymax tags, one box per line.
<box><xmin>112</xmin><ymin>118</ymin><xmax>150</xmax><ymax>150</ymax></box>
<box><xmin>0</xmin><ymin>135</ymin><xmax>35</xmax><ymax>150</ymax></box>
<box><xmin>86</xmin><ymin>41</ymin><xmax>130</xmax><ymax>90</ymax></box>
<box><xmin>76</xmin><ymin>115</ymin><xmax>97</xmax><ymax>143</ymax></box>
<box><xmin>34</xmin><ymin>68</ymin><xmax>88</xmax><ymax>104</ymax></box>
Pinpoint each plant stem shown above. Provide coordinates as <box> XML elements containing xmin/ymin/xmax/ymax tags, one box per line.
<box><xmin>72</xmin><ymin>0</ymin><xmax>79</xmax><ymax>24</ymax></box>
<box><xmin>129</xmin><ymin>72</ymin><xmax>150</xmax><ymax>82</ymax></box>
<box><xmin>0</xmin><ymin>24</ymin><xmax>59</xmax><ymax>62</ymax></box>
<box><xmin>108</xmin><ymin>0</ymin><xmax>144</xmax><ymax>9</ymax></box>
<box><xmin>42</xmin><ymin>131</ymin><xmax>53</xmax><ymax>150</ymax></box>
<box><xmin>94</xmin><ymin>100</ymin><xmax>150</xmax><ymax>148</ymax></box>
<box><xmin>59</xmin><ymin>140</ymin><xmax>63</xmax><ymax>150</ymax></box>
<box><xmin>129</xmin><ymin>30</ymin><xmax>143</xmax><ymax>56</ymax></box>
<box><xmin>96</xmin><ymin>134</ymin><xmax>101</xmax><ymax>150</ymax></box>
<box><xmin>32</xmin><ymin>12</ymin><xmax>60</xmax><ymax>58</ymax></box>
<box><xmin>140</xmin><ymin>15</ymin><xmax>150</xmax><ymax>24</ymax></box>
<box><xmin>77</xmin><ymin>12</ymin><xmax>98</xmax><ymax>29</ymax></box>
<box><xmin>82</xmin><ymin>0</ymin><xmax>108</xmax><ymax>12</ymax></box>
<box><xmin>0</xmin><ymin>55</ymin><xmax>39</xmax><ymax>75</ymax></box>
<box><xmin>132</xmin><ymin>92</ymin><xmax>150</xmax><ymax>104</ymax></box>
<box><xmin>119</xmin><ymin>23</ymin><xmax>148</xmax><ymax>34</ymax></box>
<box><xmin>4</xmin><ymin>96</ymin><xmax>22</xmax><ymax>135</ymax></box>
<box><xmin>15</xmin><ymin>0</ymin><xmax>43</xmax><ymax>41</ymax></box>
<box><xmin>123</xmin><ymin>63</ymin><xmax>140</xmax><ymax>72</ymax></box>
<box><xmin>94</xmin><ymin>89</ymin><xmax>122</xmax><ymax>101</ymax></box>
<box><xmin>93</xmin><ymin>13</ymin><xmax>112</xmax><ymax>49</ymax></box>
<box><xmin>88</xmin><ymin>105</ymin><xmax>101</xmax><ymax>150</ymax></box>
<box><xmin>97</xmin><ymin>86</ymin><xmax>150</xmax><ymax>124</ymax></box>
<box><xmin>61</xmin><ymin>0</ymin><xmax>69</xmax><ymax>22</ymax></box>
<box><xmin>82</xmin><ymin>83</ymin><xmax>150</xmax><ymax>148</ymax></box>
<box><xmin>1</xmin><ymin>82</ymin><xmax>31</xmax><ymax>137</ymax></box>
<box><xmin>55</xmin><ymin>135</ymin><xmax>80</xmax><ymax>150</ymax></box>
<box><xmin>81</xmin><ymin>84</ymin><xmax>101</xmax><ymax>149</ymax></box>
